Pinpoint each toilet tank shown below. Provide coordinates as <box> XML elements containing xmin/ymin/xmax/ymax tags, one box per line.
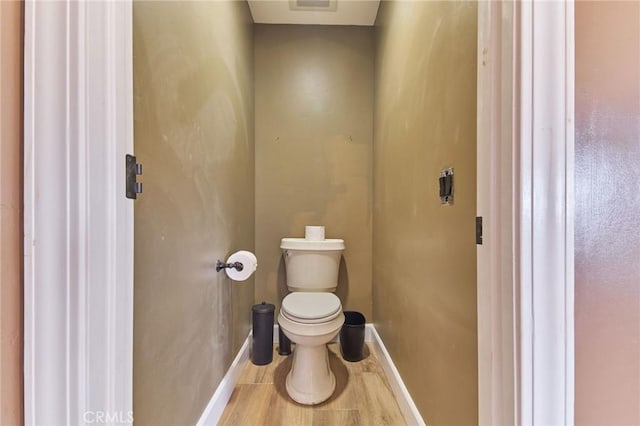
<box><xmin>280</xmin><ymin>238</ymin><xmax>345</xmax><ymax>292</ymax></box>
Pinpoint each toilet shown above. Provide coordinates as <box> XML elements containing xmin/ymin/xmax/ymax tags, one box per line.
<box><xmin>278</xmin><ymin>226</ymin><xmax>345</xmax><ymax>405</ymax></box>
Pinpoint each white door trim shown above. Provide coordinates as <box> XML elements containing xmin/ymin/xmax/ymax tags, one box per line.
<box><xmin>23</xmin><ymin>1</ymin><xmax>134</xmax><ymax>424</ymax></box>
<box><xmin>23</xmin><ymin>1</ymin><xmax>574</xmax><ymax>424</ymax></box>
<box><xmin>477</xmin><ymin>1</ymin><xmax>575</xmax><ymax>425</ymax></box>
<box><xmin>517</xmin><ymin>1</ymin><xmax>575</xmax><ymax>424</ymax></box>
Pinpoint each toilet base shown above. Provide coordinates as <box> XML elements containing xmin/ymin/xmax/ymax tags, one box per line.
<box><xmin>285</xmin><ymin>344</ymin><xmax>335</xmax><ymax>405</ymax></box>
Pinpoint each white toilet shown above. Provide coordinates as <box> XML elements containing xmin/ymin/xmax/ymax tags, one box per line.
<box><xmin>278</xmin><ymin>226</ymin><xmax>345</xmax><ymax>405</ymax></box>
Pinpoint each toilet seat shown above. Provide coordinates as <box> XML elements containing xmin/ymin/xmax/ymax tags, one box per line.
<box><xmin>281</xmin><ymin>292</ymin><xmax>342</xmax><ymax>324</ymax></box>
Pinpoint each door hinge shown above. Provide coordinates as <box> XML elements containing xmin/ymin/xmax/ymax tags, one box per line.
<box><xmin>126</xmin><ymin>154</ymin><xmax>143</xmax><ymax>199</ymax></box>
<box><xmin>476</xmin><ymin>216</ymin><xmax>483</xmax><ymax>245</ymax></box>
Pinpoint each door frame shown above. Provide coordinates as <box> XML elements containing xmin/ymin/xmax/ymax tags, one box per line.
<box><xmin>477</xmin><ymin>1</ymin><xmax>575</xmax><ymax>425</ymax></box>
<box><xmin>23</xmin><ymin>1</ymin><xmax>575</xmax><ymax>424</ymax></box>
<box><xmin>23</xmin><ymin>1</ymin><xmax>133</xmax><ymax>424</ymax></box>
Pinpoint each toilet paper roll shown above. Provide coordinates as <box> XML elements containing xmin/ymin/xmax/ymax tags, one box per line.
<box><xmin>305</xmin><ymin>226</ymin><xmax>325</xmax><ymax>241</ymax></box>
<box><xmin>225</xmin><ymin>250</ymin><xmax>258</xmax><ymax>281</ymax></box>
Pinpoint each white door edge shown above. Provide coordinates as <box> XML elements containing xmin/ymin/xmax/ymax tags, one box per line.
<box><xmin>23</xmin><ymin>1</ymin><xmax>134</xmax><ymax>424</ymax></box>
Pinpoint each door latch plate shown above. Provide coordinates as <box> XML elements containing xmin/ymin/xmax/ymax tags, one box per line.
<box><xmin>439</xmin><ymin>167</ymin><xmax>454</xmax><ymax>204</ymax></box>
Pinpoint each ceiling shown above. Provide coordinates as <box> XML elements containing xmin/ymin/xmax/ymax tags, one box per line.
<box><xmin>247</xmin><ymin>0</ymin><xmax>381</xmax><ymax>26</ymax></box>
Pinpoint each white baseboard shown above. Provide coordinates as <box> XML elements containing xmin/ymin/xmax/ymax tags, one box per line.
<box><xmin>368</xmin><ymin>325</ymin><xmax>426</xmax><ymax>425</ymax></box>
<box><xmin>196</xmin><ymin>335</ymin><xmax>251</xmax><ymax>426</ymax></box>
<box><xmin>196</xmin><ymin>324</ymin><xmax>424</xmax><ymax>425</ymax></box>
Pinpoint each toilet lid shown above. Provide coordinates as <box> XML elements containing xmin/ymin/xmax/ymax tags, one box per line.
<box><xmin>281</xmin><ymin>293</ymin><xmax>342</xmax><ymax>324</ymax></box>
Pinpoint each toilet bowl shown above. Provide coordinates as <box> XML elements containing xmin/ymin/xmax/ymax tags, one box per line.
<box><xmin>278</xmin><ymin>227</ymin><xmax>345</xmax><ymax>405</ymax></box>
<box><xmin>278</xmin><ymin>292</ymin><xmax>344</xmax><ymax>405</ymax></box>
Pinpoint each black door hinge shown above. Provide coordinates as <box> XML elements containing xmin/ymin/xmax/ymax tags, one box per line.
<box><xmin>126</xmin><ymin>154</ymin><xmax>143</xmax><ymax>199</ymax></box>
<box><xmin>476</xmin><ymin>216</ymin><xmax>483</xmax><ymax>245</ymax></box>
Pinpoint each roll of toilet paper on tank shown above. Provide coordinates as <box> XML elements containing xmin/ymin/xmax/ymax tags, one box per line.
<box><xmin>305</xmin><ymin>226</ymin><xmax>325</xmax><ymax>241</ymax></box>
<box><xmin>225</xmin><ymin>250</ymin><xmax>258</xmax><ymax>281</ymax></box>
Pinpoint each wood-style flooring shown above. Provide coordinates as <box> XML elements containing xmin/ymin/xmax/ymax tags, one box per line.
<box><xmin>219</xmin><ymin>343</ymin><xmax>406</xmax><ymax>426</ymax></box>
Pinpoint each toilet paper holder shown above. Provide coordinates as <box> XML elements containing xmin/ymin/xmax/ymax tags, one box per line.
<box><xmin>216</xmin><ymin>250</ymin><xmax>257</xmax><ymax>281</ymax></box>
<box><xmin>215</xmin><ymin>260</ymin><xmax>244</xmax><ymax>272</ymax></box>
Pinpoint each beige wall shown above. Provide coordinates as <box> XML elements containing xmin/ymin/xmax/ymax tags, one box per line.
<box><xmin>132</xmin><ymin>2</ymin><xmax>254</xmax><ymax>424</ymax></box>
<box><xmin>254</xmin><ymin>25</ymin><xmax>373</xmax><ymax>318</ymax></box>
<box><xmin>0</xmin><ymin>1</ymin><xmax>23</xmax><ymax>424</ymax></box>
<box><xmin>373</xmin><ymin>1</ymin><xmax>477</xmax><ymax>424</ymax></box>
<box><xmin>575</xmin><ymin>2</ymin><xmax>640</xmax><ymax>425</ymax></box>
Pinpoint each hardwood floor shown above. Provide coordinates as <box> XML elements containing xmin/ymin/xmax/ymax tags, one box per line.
<box><xmin>219</xmin><ymin>343</ymin><xmax>406</xmax><ymax>425</ymax></box>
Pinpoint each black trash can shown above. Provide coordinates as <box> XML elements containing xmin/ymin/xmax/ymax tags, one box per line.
<box><xmin>278</xmin><ymin>323</ymin><xmax>291</xmax><ymax>355</ymax></box>
<box><xmin>340</xmin><ymin>311</ymin><xmax>366</xmax><ymax>362</ymax></box>
<box><xmin>252</xmin><ymin>302</ymin><xmax>275</xmax><ymax>365</ymax></box>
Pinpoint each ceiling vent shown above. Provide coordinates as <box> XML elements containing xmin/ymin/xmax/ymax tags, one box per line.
<box><xmin>289</xmin><ymin>0</ymin><xmax>338</xmax><ymax>12</ymax></box>
<box><xmin>248</xmin><ymin>0</ymin><xmax>379</xmax><ymax>25</ymax></box>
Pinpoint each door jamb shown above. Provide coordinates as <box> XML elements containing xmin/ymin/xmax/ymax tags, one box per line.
<box><xmin>477</xmin><ymin>2</ymin><xmax>575</xmax><ymax>425</ymax></box>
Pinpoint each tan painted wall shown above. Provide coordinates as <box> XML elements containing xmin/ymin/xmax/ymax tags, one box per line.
<box><xmin>575</xmin><ymin>2</ymin><xmax>640</xmax><ymax>425</ymax></box>
<box><xmin>254</xmin><ymin>25</ymin><xmax>373</xmax><ymax>318</ymax></box>
<box><xmin>373</xmin><ymin>1</ymin><xmax>477</xmax><ymax>424</ymax></box>
<box><xmin>0</xmin><ymin>1</ymin><xmax>23</xmax><ymax>424</ymax></box>
<box><xmin>132</xmin><ymin>2</ymin><xmax>254</xmax><ymax>424</ymax></box>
